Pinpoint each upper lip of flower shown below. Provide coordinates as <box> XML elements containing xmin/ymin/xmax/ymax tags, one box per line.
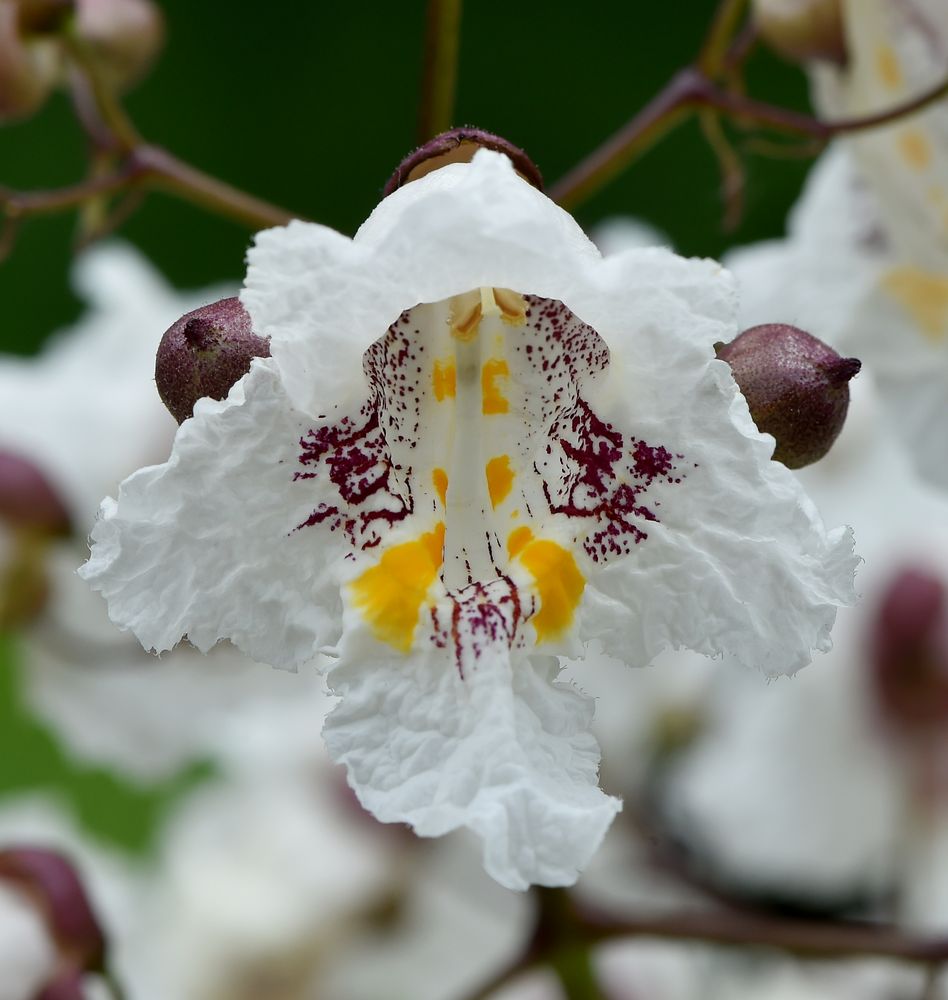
<box><xmin>80</xmin><ymin>149</ymin><xmax>857</xmax><ymax>890</ymax></box>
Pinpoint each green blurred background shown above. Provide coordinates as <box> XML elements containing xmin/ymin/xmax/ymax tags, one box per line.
<box><xmin>0</xmin><ymin>0</ymin><xmax>814</xmax><ymax>851</ymax></box>
<box><xmin>0</xmin><ymin>0</ymin><xmax>813</xmax><ymax>358</ymax></box>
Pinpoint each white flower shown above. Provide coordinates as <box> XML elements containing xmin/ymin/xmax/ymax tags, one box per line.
<box><xmin>82</xmin><ymin>150</ymin><xmax>857</xmax><ymax>890</ymax></box>
<box><xmin>660</xmin><ymin>373</ymin><xmax>948</xmax><ymax>908</ymax></box>
<box><xmin>802</xmin><ymin>0</ymin><xmax>948</xmax><ymax>489</ymax></box>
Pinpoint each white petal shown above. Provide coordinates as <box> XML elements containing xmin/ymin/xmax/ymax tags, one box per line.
<box><xmin>244</xmin><ymin>151</ymin><xmax>601</xmax><ymax>418</ymax></box>
<box><xmin>81</xmin><ymin>360</ymin><xmax>345</xmax><ymax>667</ymax></box>
<box><xmin>325</xmin><ymin>633</ymin><xmax>619</xmax><ymax>891</ymax></box>
<box><xmin>560</xmin><ymin>249</ymin><xmax>857</xmax><ymax>674</ymax></box>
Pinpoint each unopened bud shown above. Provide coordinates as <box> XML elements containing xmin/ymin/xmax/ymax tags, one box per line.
<box><xmin>716</xmin><ymin>323</ymin><xmax>860</xmax><ymax>468</ymax></box>
<box><xmin>0</xmin><ymin>450</ymin><xmax>71</xmax><ymax>535</ymax></box>
<box><xmin>752</xmin><ymin>0</ymin><xmax>847</xmax><ymax>66</ymax></box>
<box><xmin>155</xmin><ymin>297</ymin><xmax>271</xmax><ymax>424</ymax></box>
<box><xmin>0</xmin><ymin>0</ymin><xmax>61</xmax><ymax>122</ymax></box>
<box><xmin>871</xmin><ymin>568</ymin><xmax>948</xmax><ymax>735</ymax></box>
<box><xmin>0</xmin><ymin>848</ymin><xmax>106</xmax><ymax>973</ymax></box>
<box><xmin>76</xmin><ymin>0</ymin><xmax>164</xmax><ymax>91</ymax></box>
<box><xmin>37</xmin><ymin>968</ymin><xmax>85</xmax><ymax>1000</ymax></box>
<box><xmin>383</xmin><ymin>127</ymin><xmax>544</xmax><ymax>197</ymax></box>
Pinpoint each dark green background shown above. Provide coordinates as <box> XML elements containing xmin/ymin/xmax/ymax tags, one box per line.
<box><xmin>0</xmin><ymin>0</ymin><xmax>812</xmax><ymax>358</ymax></box>
<box><xmin>0</xmin><ymin>2</ymin><xmax>814</xmax><ymax>850</ymax></box>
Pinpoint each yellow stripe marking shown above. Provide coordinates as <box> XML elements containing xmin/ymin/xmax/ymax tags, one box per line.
<box><xmin>482</xmin><ymin>358</ymin><xmax>510</xmax><ymax>414</ymax></box>
<box><xmin>433</xmin><ymin>359</ymin><xmax>456</xmax><ymax>400</ymax></box>
<box><xmin>876</xmin><ymin>44</ymin><xmax>903</xmax><ymax>90</ymax></box>
<box><xmin>432</xmin><ymin>468</ymin><xmax>448</xmax><ymax>506</ymax></box>
<box><xmin>351</xmin><ymin>523</ymin><xmax>445</xmax><ymax>651</ymax></box>
<box><xmin>507</xmin><ymin>528</ymin><xmax>586</xmax><ymax>642</ymax></box>
<box><xmin>882</xmin><ymin>267</ymin><xmax>948</xmax><ymax>340</ymax></box>
<box><xmin>898</xmin><ymin>129</ymin><xmax>932</xmax><ymax>171</ymax></box>
<box><xmin>486</xmin><ymin>455</ymin><xmax>514</xmax><ymax>508</ymax></box>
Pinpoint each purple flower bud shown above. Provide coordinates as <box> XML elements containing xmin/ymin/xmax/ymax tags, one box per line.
<box><xmin>0</xmin><ymin>450</ymin><xmax>71</xmax><ymax>535</ymax></box>
<box><xmin>870</xmin><ymin>568</ymin><xmax>948</xmax><ymax>735</ymax></box>
<box><xmin>752</xmin><ymin>0</ymin><xmax>847</xmax><ymax>66</ymax></box>
<box><xmin>0</xmin><ymin>848</ymin><xmax>106</xmax><ymax>973</ymax></box>
<box><xmin>716</xmin><ymin>323</ymin><xmax>861</xmax><ymax>469</ymax></box>
<box><xmin>75</xmin><ymin>0</ymin><xmax>164</xmax><ymax>91</ymax></box>
<box><xmin>37</xmin><ymin>968</ymin><xmax>85</xmax><ymax>1000</ymax></box>
<box><xmin>384</xmin><ymin>127</ymin><xmax>543</xmax><ymax>197</ymax></box>
<box><xmin>155</xmin><ymin>297</ymin><xmax>271</xmax><ymax>424</ymax></box>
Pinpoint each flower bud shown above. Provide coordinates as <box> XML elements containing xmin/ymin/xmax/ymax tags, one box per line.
<box><xmin>75</xmin><ymin>0</ymin><xmax>164</xmax><ymax>91</ymax></box>
<box><xmin>37</xmin><ymin>968</ymin><xmax>85</xmax><ymax>1000</ymax></box>
<box><xmin>0</xmin><ymin>450</ymin><xmax>71</xmax><ymax>535</ymax></box>
<box><xmin>0</xmin><ymin>848</ymin><xmax>106</xmax><ymax>973</ymax></box>
<box><xmin>0</xmin><ymin>0</ymin><xmax>61</xmax><ymax>122</ymax></box>
<box><xmin>155</xmin><ymin>297</ymin><xmax>271</xmax><ymax>424</ymax></box>
<box><xmin>752</xmin><ymin>0</ymin><xmax>847</xmax><ymax>66</ymax></box>
<box><xmin>870</xmin><ymin>568</ymin><xmax>948</xmax><ymax>736</ymax></box>
<box><xmin>384</xmin><ymin>127</ymin><xmax>544</xmax><ymax>197</ymax></box>
<box><xmin>716</xmin><ymin>323</ymin><xmax>860</xmax><ymax>469</ymax></box>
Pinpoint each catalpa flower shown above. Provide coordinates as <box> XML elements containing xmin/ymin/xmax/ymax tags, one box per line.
<box><xmin>808</xmin><ymin>0</ymin><xmax>948</xmax><ymax>488</ymax></box>
<box><xmin>82</xmin><ymin>148</ymin><xmax>857</xmax><ymax>890</ymax></box>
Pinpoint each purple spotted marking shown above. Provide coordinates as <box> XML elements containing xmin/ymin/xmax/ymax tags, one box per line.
<box><xmin>518</xmin><ymin>296</ymin><xmax>685</xmax><ymax>563</ymax></box>
<box><xmin>294</xmin><ymin>295</ymin><xmax>685</xmax><ymax>581</ymax></box>
<box><xmin>430</xmin><ymin>576</ymin><xmax>530</xmax><ymax>679</ymax></box>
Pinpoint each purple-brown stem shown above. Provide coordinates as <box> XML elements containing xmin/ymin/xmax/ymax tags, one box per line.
<box><xmin>551</xmin><ymin>63</ymin><xmax>948</xmax><ymax>210</ymax></box>
<box><xmin>464</xmin><ymin>888</ymin><xmax>948</xmax><ymax>1000</ymax></box>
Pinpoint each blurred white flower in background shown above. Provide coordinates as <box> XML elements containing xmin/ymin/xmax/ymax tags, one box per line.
<box><xmin>0</xmin><ymin>242</ymin><xmax>329</xmax><ymax>781</ymax></box>
<box><xmin>795</xmin><ymin>0</ymin><xmax>948</xmax><ymax>490</ymax></box>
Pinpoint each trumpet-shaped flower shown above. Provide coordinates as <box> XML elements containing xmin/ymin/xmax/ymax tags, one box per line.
<box><xmin>82</xmin><ymin>151</ymin><xmax>857</xmax><ymax>890</ymax></box>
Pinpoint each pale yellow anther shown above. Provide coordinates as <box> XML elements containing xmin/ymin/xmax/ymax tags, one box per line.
<box><xmin>493</xmin><ymin>288</ymin><xmax>527</xmax><ymax>325</ymax></box>
<box><xmin>449</xmin><ymin>290</ymin><xmax>483</xmax><ymax>341</ymax></box>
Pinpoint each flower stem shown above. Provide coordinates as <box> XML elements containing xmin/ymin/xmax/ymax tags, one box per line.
<box><xmin>551</xmin><ymin>64</ymin><xmax>948</xmax><ymax>210</ymax></box>
<box><xmin>134</xmin><ymin>146</ymin><xmax>295</xmax><ymax>230</ymax></box>
<box><xmin>698</xmin><ymin>0</ymin><xmax>750</xmax><ymax>76</ymax></box>
<box><xmin>550</xmin><ymin>944</ymin><xmax>604</xmax><ymax>1000</ymax></box>
<box><xmin>549</xmin><ymin>68</ymin><xmax>699</xmax><ymax>210</ymax></box>
<box><xmin>417</xmin><ymin>0</ymin><xmax>464</xmax><ymax>142</ymax></box>
<box><xmin>462</xmin><ymin>889</ymin><xmax>948</xmax><ymax>1000</ymax></box>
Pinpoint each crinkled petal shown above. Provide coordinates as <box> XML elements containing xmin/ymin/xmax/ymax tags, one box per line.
<box><xmin>84</xmin><ymin>151</ymin><xmax>855</xmax><ymax>889</ymax></box>
<box><xmin>324</xmin><ymin>631</ymin><xmax>619</xmax><ymax>891</ymax></box>
<box><xmin>553</xmin><ymin>248</ymin><xmax>857</xmax><ymax>674</ymax></box>
<box><xmin>81</xmin><ymin>360</ymin><xmax>345</xmax><ymax>667</ymax></box>
<box><xmin>243</xmin><ymin>151</ymin><xmax>602</xmax><ymax>418</ymax></box>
